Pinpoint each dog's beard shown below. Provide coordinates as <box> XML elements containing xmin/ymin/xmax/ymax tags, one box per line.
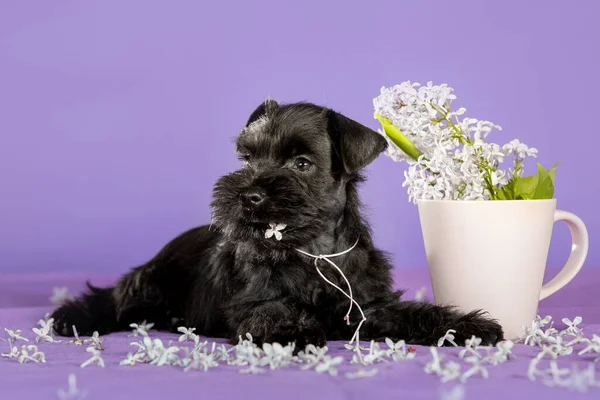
<box><xmin>210</xmin><ymin>170</ymin><xmax>338</xmax><ymax>248</ymax></box>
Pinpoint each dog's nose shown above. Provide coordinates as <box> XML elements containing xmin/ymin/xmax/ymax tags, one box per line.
<box><xmin>241</xmin><ymin>190</ymin><xmax>265</xmax><ymax>207</ymax></box>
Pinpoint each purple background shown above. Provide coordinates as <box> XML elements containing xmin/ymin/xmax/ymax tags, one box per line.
<box><xmin>1</xmin><ymin>1</ymin><xmax>598</xmax><ymax>275</ymax></box>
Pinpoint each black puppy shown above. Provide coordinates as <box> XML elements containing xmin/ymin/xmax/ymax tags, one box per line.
<box><xmin>52</xmin><ymin>99</ymin><xmax>503</xmax><ymax>347</ymax></box>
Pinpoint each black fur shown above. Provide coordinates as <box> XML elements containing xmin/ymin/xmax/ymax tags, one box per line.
<box><xmin>52</xmin><ymin>100</ymin><xmax>503</xmax><ymax>347</ymax></box>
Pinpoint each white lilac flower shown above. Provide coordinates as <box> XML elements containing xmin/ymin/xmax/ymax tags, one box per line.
<box><xmin>265</xmin><ymin>223</ymin><xmax>286</xmax><ymax>241</ymax></box>
<box><xmin>4</xmin><ymin>328</ymin><xmax>29</xmax><ymax>343</ymax></box>
<box><xmin>561</xmin><ymin>317</ymin><xmax>583</xmax><ymax>337</ymax></box>
<box><xmin>177</xmin><ymin>327</ymin><xmax>197</xmax><ymax>343</ymax></box>
<box><xmin>384</xmin><ymin>338</ymin><xmax>415</xmax><ymax>361</ymax></box>
<box><xmin>33</xmin><ymin>318</ymin><xmax>57</xmax><ymax>344</ymax></box>
<box><xmin>458</xmin><ymin>336</ymin><xmax>482</xmax><ymax>359</ymax></box>
<box><xmin>359</xmin><ymin>341</ymin><xmax>390</xmax><ymax>365</ymax></box>
<box><xmin>129</xmin><ymin>321</ymin><xmax>155</xmax><ymax>337</ymax></box>
<box><xmin>440</xmin><ymin>361</ymin><xmax>462</xmax><ymax>383</ymax></box>
<box><xmin>86</xmin><ymin>331</ymin><xmax>103</xmax><ymax>350</ymax></box>
<box><xmin>539</xmin><ymin>361</ymin><xmax>600</xmax><ymax>392</ymax></box>
<box><xmin>424</xmin><ymin>347</ymin><xmax>444</xmax><ymax>374</ymax></box>
<box><xmin>536</xmin><ymin>315</ymin><xmax>553</xmax><ymax>327</ymax></box>
<box><xmin>184</xmin><ymin>347</ymin><xmax>220</xmax><ymax>372</ymax></box>
<box><xmin>215</xmin><ymin>344</ymin><xmax>235</xmax><ymax>362</ymax></box>
<box><xmin>1</xmin><ymin>345</ymin><xmax>19</xmax><ymax>359</ymax></box>
<box><xmin>545</xmin><ymin>335</ymin><xmax>574</xmax><ymax>357</ymax></box>
<box><xmin>579</xmin><ymin>334</ymin><xmax>600</xmax><ymax>361</ymax></box>
<box><xmin>151</xmin><ymin>344</ymin><xmax>181</xmax><ymax>367</ymax></box>
<box><xmin>345</xmin><ymin>368</ymin><xmax>378</xmax><ymax>379</ymax></box>
<box><xmin>17</xmin><ymin>344</ymin><xmax>46</xmax><ymax>364</ymax></box>
<box><xmin>521</xmin><ymin>320</ymin><xmax>544</xmax><ymax>347</ymax></box>
<box><xmin>260</xmin><ymin>342</ymin><xmax>296</xmax><ymax>369</ymax></box>
<box><xmin>70</xmin><ymin>326</ymin><xmax>84</xmax><ymax>346</ymax></box>
<box><xmin>298</xmin><ymin>345</ymin><xmax>330</xmax><ymax>370</ymax></box>
<box><xmin>438</xmin><ymin>329</ymin><xmax>458</xmax><ymax>347</ymax></box>
<box><xmin>314</xmin><ymin>356</ymin><xmax>344</xmax><ymax>376</ymax></box>
<box><xmin>461</xmin><ymin>355</ymin><xmax>489</xmax><ymax>382</ymax></box>
<box><xmin>57</xmin><ymin>374</ymin><xmax>86</xmax><ymax>400</ymax></box>
<box><xmin>80</xmin><ymin>346</ymin><xmax>105</xmax><ymax>368</ymax></box>
<box><xmin>502</xmin><ymin>139</ymin><xmax>538</xmax><ymax>159</ymax></box>
<box><xmin>373</xmin><ymin>81</ymin><xmax>542</xmax><ymax>202</ymax></box>
<box><xmin>50</xmin><ymin>287</ymin><xmax>74</xmax><ymax>306</ymax></box>
<box><xmin>483</xmin><ymin>340</ymin><xmax>514</xmax><ymax>365</ymax></box>
<box><xmin>120</xmin><ymin>352</ymin><xmax>144</xmax><ymax>366</ymax></box>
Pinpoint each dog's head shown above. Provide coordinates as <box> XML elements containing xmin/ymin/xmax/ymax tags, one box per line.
<box><xmin>210</xmin><ymin>99</ymin><xmax>387</xmax><ymax>248</ymax></box>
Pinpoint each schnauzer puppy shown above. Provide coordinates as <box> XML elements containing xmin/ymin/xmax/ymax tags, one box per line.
<box><xmin>52</xmin><ymin>99</ymin><xmax>503</xmax><ymax>347</ymax></box>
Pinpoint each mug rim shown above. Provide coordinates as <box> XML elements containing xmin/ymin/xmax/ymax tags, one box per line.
<box><xmin>416</xmin><ymin>199</ymin><xmax>557</xmax><ymax>204</ymax></box>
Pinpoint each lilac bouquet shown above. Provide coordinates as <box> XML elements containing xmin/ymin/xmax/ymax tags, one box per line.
<box><xmin>373</xmin><ymin>81</ymin><xmax>557</xmax><ymax>203</ymax></box>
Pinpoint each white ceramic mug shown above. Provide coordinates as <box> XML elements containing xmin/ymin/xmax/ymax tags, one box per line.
<box><xmin>417</xmin><ymin>199</ymin><xmax>589</xmax><ymax>340</ymax></box>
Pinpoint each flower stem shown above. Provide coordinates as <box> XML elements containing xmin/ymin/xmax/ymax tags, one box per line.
<box><xmin>374</xmin><ymin>114</ymin><xmax>423</xmax><ymax>162</ymax></box>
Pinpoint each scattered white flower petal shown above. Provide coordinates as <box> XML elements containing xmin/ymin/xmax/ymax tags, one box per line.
<box><xmin>80</xmin><ymin>346</ymin><xmax>105</xmax><ymax>368</ymax></box>
<box><xmin>57</xmin><ymin>374</ymin><xmax>86</xmax><ymax>400</ymax></box>
<box><xmin>50</xmin><ymin>287</ymin><xmax>74</xmax><ymax>306</ymax></box>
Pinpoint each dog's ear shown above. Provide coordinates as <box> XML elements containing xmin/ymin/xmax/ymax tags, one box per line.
<box><xmin>326</xmin><ymin>109</ymin><xmax>388</xmax><ymax>174</ymax></box>
<box><xmin>245</xmin><ymin>98</ymin><xmax>279</xmax><ymax>127</ymax></box>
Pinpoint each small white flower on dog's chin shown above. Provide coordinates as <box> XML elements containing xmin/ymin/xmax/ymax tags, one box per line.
<box><xmin>265</xmin><ymin>223</ymin><xmax>286</xmax><ymax>241</ymax></box>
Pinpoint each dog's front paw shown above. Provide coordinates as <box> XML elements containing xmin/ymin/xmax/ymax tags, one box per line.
<box><xmin>452</xmin><ymin>311</ymin><xmax>504</xmax><ymax>346</ymax></box>
<box><xmin>232</xmin><ymin>303</ymin><xmax>326</xmax><ymax>349</ymax></box>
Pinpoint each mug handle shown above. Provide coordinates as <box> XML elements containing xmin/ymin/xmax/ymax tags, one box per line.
<box><xmin>539</xmin><ymin>210</ymin><xmax>589</xmax><ymax>300</ymax></box>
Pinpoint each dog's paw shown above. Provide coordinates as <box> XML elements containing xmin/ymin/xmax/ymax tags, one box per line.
<box><xmin>51</xmin><ymin>302</ymin><xmax>104</xmax><ymax>337</ymax></box>
<box><xmin>452</xmin><ymin>311</ymin><xmax>504</xmax><ymax>346</ymax></box>
<box><xmin>231</xmin><ymin>304</ymin><xmax>326</xmax><ymax>349</ymax></box>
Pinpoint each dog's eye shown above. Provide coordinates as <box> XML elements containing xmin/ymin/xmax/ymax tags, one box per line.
<box><xmin>294</xmin><ymin>157</ymin><xmax>313</xmax><ymax>172</ymax></box>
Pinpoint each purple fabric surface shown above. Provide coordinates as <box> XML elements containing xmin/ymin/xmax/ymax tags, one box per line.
<box><xmin>1</xmin><ymin>268</ymin><xmax>599</xmax><ymax>399</ymax></box>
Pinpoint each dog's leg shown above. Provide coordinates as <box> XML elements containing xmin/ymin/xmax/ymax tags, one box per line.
<box><xmin>52</xmin><ymin>226</ymin><xmax>213</xmax><ymax>336</ymax></box>
<box><xmin>52</xmin><ymin>262</ymin><xmax>179</xmax><ymax>336</ymax></box>
<box><xmin>359</xmin><ymin>297</ymin><xmax>504</xmax><ymax>346</ymax></box>
<box><xmin>226</xmin><ymin>300</ymin><xmax>326</xmax><ymax>348</ymax></box>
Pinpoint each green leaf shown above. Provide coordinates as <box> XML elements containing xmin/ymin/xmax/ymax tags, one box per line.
<box><xmin>374</xmin><ymin>114</ymin><xmax>423</xmax><ymax>161</ymax></box>
<box><xmin>499</xmin><ymin>179</ymin><xmax>516</xmax><ymax>200</ymax></box>
<box><xmin>514</xmin><ymin>174</ymin><xmax>539</xmax><ymax>200</ymax></box>
<box><xmin>532</xmin><ymin>163</ymin><xmax>554</xmax><ymax>199</ymax></box>
<box><xmin>547</xmin><ymin>162</ymin><xmax>560</xmax><ymax>186</ymax></box>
